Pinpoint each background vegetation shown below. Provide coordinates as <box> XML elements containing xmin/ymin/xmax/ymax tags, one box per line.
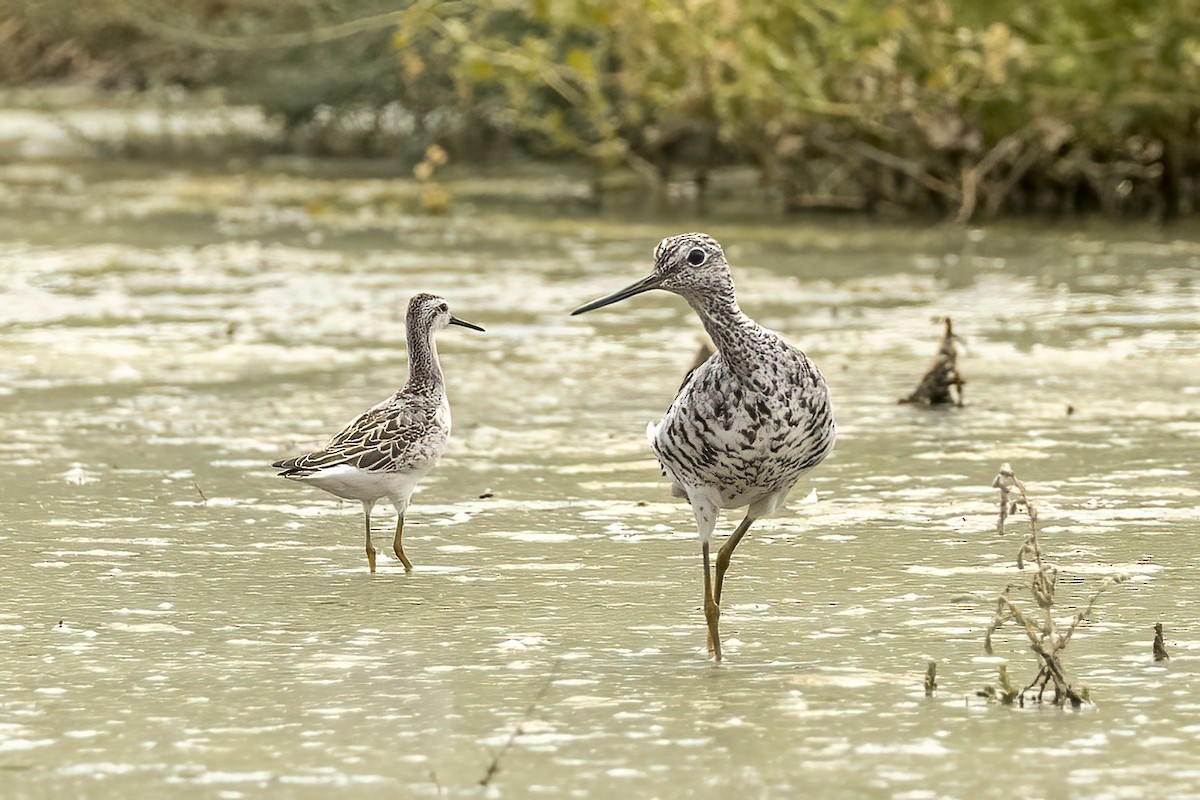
<box><xmin>4</xmin><ymin>0</ymin><xmax>1200</xmax><ymax>220</ymax></box>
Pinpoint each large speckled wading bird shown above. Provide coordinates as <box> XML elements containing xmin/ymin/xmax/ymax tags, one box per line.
<box><xmin>572</xmin><ymin>234</ymin><xmax>835</xmax><ymax>660</ymax></box>
<box><xmin>273</xmin><ymin>293</ymin><xmax>484</xmax><ymax>573</ymax></box>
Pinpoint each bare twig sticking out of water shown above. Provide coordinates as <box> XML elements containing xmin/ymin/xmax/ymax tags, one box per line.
<box><xmin>981</xmin><ymin>463</ymin><xmax>1127</xmax><ymax>707</ymax></box>
<box><xmin>899</xmin><ymin>317</ymin><xmax>965</xmax><ymax>406</ymax></box>
<box><xmin>478</xmin><ymin>661</ymin><xmax>560</xmax><ymax>789</ymax></box>
<box><xmin>192</xmin><ymin>481</ymin><xmax>208</xmax><ymax>505</ymax></box>
<box><xmin>1153</xmin><ymin>623</ymin><xmax>1171</xmax><ymax>661</ymax></box>
<box><xmin>924</xmin><ymin>662</ymin><xmax>937</xmax><ymax>696</ymax></box>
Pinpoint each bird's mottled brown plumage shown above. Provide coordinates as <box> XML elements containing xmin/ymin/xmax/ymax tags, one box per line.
<box><xmin>272</xmin><ymin>292</ymin><xmax>482</xmax><ymax>572</ymax></box>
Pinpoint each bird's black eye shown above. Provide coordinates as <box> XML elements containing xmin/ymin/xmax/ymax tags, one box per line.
<box><xmin>438</xmin><ymin>304</ymin><xmax>449</xmax><ymax>314</ymax></box>
<box><xmin>686</xmin><ymin>248</ymin><xmax>706</xmax><ymax>266</ymax></box>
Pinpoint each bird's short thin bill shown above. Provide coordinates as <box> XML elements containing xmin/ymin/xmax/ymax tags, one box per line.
<box><xmin>449</xmin><ymin>315</ymin><xmax>485</xmax><ymax>332</ymax></box>
<box><xmin>571</xmin><ymin>273</ymin><xmax>662</xmax><ymax>315</ymax></box>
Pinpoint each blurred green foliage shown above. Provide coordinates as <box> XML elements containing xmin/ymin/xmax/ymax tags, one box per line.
<box><xmin>412</xmin><ymin>0</ymin><xmax>1200</xmax><ymax>218</ymax></box>
<box><xmin>5</xmin><ymin>0</ymin><xmax>1200</xmax><ymax>218</ymax></box>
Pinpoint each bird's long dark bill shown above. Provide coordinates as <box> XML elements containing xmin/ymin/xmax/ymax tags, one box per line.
<box><xmin>571</xmin><ymin>273</ymin><xmax>662</xmax><ymax>315</ymax></box>
<box><xmin>448</xmin><ymin>315</ymin><xmax>485</xmax><ymax>332</ymax></box>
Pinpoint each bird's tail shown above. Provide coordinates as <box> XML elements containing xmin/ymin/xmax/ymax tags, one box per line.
<box><xmin>272</xmin><ymin>454</ymin><xmax>315</xmax><ymax>478</ymax></box>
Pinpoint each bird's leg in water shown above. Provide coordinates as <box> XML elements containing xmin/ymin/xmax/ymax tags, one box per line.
<box><xmin>703</xmin><ymin>540</ymin><xmax>722</xmax><ymax>661</ymax></box>
<box><xmin>392</xmin><ymin>513</ymin><xmax>413</xmax><ymax>572</ymax></box>
<box><xmin>362</xmin><ymin>502</ymin><xmax>377</xmax><ymax>573</ymax></box>
<box><xmin>714</xmin><ymin>515</ymin><xmax>755</xmax><ymax>606</ymax></box>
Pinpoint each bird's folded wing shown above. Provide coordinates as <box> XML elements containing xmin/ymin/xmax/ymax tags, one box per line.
<box><xmin>275</xmin><ymin>401</ymin><xmax>432</xmax><ymax>475</ymax></box>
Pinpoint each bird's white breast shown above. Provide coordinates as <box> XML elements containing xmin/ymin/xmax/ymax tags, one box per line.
<box><xmin>649</xmin><ymin>343</ymin><xmax>835</xmax><ymax>510</ymax></box>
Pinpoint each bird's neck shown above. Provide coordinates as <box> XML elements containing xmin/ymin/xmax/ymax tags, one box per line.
<box><xmin>686</xmin><ymin>287</ymin><xmax>759</xmax><ymax>372</ymax></box>
<box><xmin>404</xmin><ymin>324</ymin><xmax>445</xmax><ymax>395</ymax></box>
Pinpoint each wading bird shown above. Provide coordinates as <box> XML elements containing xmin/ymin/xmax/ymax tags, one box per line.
<box><xmin>274</xmin><ymin>293</ymin><xmax>483</xmax><ymax>573</ymax></box>
<box><xmin>572</xmin><ymin>234</ymin><xmax>835</xmax><ymax>660</ymax></box>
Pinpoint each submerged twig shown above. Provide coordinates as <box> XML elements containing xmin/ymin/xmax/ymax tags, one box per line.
<box><xmin>478</xmin><ymin>662</ymin><xmax>560</xmax><ymax>788</ymax></box>
<box><xmin>899</xmin><ymin>317</ymin><xmax>965</xmax><ymax>406</ymax></box>
<box><xmin>980</xmin><ymin>463</ymin><xmax>1126</xmax><ymax>707</ymax></box>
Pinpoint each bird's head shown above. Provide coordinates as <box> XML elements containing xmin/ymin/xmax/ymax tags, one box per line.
<box><xmin>407</xmin><ymin>293</ymin><xmax>485</xmax><ymax>334</ymax></box>
<box><xmin>571</xmin><ymin>232</ymin><xmax>731</xmax><ymax>315</ymax></box>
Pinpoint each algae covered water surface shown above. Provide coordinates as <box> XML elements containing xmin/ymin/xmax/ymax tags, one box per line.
<box><xmin>1</xmin><ymin>160</ymin><xmax>1198</xmax><ymax>798</ymax></box>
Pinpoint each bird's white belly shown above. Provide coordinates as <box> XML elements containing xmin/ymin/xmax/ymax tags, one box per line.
<box><xmin>298</xmin><ymin>465</ymin><xmax>424</xmax><ymax>504</ymax></box>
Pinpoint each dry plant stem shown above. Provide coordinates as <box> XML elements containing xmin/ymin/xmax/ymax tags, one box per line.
<box><xmin>899</xmin><ymin>318</ymin><xmax>965</xmax><ymax>406</ymax></box>
<box><xmin>988</xmin><ymin>590</ymin><xmax>1077</xmax><ymax>705</ymax></box>
<box><xmin>1061</xmin><ymin>576</ymin><xmax>1127</xmax><ymax>648</ymax></box>
<box><xmin>992</xmin><ymin>463</ymin><xmax>1039</xmax><ymax>567</ymax></box>
<box><xmin>983</xmin><ymin>463</ymin><xmax>1125</xmax><ymax>706</ymax></box>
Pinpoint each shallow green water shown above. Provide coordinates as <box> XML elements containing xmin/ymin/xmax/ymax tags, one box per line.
<box><xmin>1</xmin><ymin>160</ymin><xmax>1199</xmax><ymax>799</ymax></box>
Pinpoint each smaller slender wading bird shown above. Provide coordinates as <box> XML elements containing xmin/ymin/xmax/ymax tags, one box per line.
<box><xmin>572</xmin><ymin>234</ymin><xmax>835</xmax><ymax>660</ymax></box>
<box><xmin>273</xmin><ymin>293</ymin><xmax>484</xmax><ymax>573</ymax></box>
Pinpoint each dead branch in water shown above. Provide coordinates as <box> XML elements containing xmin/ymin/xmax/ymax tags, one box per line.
<box><xmin>899</xmin><ymin>318</ymin><xmax>964</xmax><ymax>406</ymax></box>
<box><xmin>981</xmin><ymin>463</ymin><xmax>1126</xmax><ymax>707</ymax></box>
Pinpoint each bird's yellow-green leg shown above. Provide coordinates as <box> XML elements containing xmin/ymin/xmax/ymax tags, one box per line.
<box><xmin>392</xmin><ymin>513</ymin><xmax>413</xmax><ymax>572</ymax></box>
<box><xmin>714</xmin><ymin>515</ymin><xmax>755</xmax><ymax>607</ymax></box>
<box><xmin>688</xmin><ymin>490</ymin><xmax>722</xmax><ymax>659</ymax></box>
<box><xmin>362</xmin><ymin>502</ymin><xmax>377</xmax><ymax>573</ymax></box>
<box><xmin>703</xmin><ymin>540</ymin><xmax>722</xmax><ymax>661</ymax></box>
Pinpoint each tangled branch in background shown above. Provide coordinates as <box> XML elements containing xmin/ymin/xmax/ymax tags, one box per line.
<box><xmin>900</xmin><ymin>318</ymin><xmax>964</xmax><ymax>407</ymax></box>
<box><xmin>979</xmin><ymin>463</ymin><xmax>1127</xmax><ymax>707</ymax></box>
<box><xmin>6</xmin><ymin>1</ymin><xmax>1200</xmax><ymax>219</ymax></box>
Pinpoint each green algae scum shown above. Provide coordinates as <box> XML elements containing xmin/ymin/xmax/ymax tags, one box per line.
<box><xmin>1</xmin><ymin>154</ymin><xmax>1199</xmax><ymax>796</ymax></box>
